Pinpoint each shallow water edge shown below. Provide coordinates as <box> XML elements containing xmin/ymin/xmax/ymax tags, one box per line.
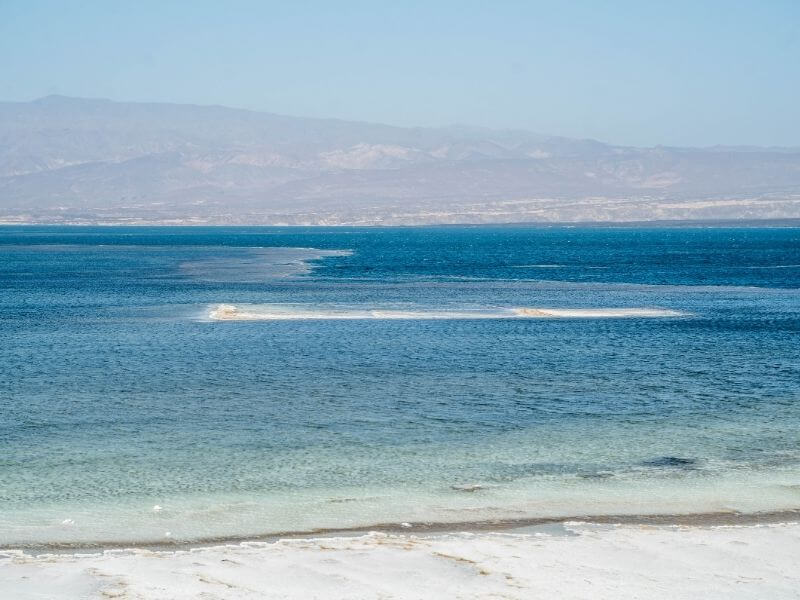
<box><xmin>5</xmin><ymin>508</ymin><xmax>799</xmax><ymax>554</ymax></box>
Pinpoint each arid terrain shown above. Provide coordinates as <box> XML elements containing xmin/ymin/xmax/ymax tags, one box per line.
<box><xmin>2</xmin><ymin>96</ymin><xmax>799</xmax><ymax>224</ymax></box>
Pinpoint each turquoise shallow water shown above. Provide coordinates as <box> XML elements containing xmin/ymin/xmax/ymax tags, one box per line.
<box><xmin>1</xmin><ymin>225</ymin><xmax>799</xmax><ymax>547</ymax></box>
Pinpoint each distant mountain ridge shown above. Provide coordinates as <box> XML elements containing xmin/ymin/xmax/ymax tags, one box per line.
<box><xmin>1</xmin><ymin>95</ymin><xmax>798</xmax><ymax>224</ymax></box>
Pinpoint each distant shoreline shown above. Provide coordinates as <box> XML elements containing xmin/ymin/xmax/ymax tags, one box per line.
<box><xmin>1</xmin><ymin>218</ymin><xmax>800</xmax><ymax>229</ymax></box>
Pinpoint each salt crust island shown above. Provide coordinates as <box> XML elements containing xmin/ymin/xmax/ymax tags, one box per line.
<box><xmin>208</xmin><ymin>303</ymin><xmax>687</xmax><ymax>321</ymax></box>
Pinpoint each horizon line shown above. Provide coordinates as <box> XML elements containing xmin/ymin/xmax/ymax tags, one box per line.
<box><xmin>5</xmin><ymin>94</ymin><xmax>799</xmax><ymax>152</ymax></box>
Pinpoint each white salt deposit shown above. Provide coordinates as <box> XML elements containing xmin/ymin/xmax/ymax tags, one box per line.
<box><xmin>208</xmin><ymin>303</ymin><xmax>687</xmax><ymax>321</ymax></box>
<box><xmin>2</xmin><ymin>522</ymin><xmax>798</xmax><ymax>599</ymax></box>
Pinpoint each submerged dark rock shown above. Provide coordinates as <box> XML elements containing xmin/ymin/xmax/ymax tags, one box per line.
<box><xmin>641</xmin><ymin>456</ymin><xmax>698</xmax><ymax>468</ymax></box>
<box><xmin>577</xmin><ymin>471</ymin><xmax>615</xmax><ymax>479</ymax></box>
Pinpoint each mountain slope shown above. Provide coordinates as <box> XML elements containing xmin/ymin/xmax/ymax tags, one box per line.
<box><xmin>1</xmin><ymin>96</ymin><xmax>798</xmax><ymax>224</ymax></box>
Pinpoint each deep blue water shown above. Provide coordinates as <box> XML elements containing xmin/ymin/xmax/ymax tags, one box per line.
<box><xmin>1</xmin><ymin>226</ymin><xmax>799</xmax><ymax>546</ymax></box>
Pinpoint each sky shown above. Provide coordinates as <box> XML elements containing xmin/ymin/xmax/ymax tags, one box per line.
<box><xmin>0</xmin><ymin>0</ymin><xmax>798</xmax><ymax>147</ymax></box>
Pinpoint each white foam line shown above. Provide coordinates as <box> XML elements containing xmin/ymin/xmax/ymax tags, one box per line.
<box><xmin>509</xmin><ymin>264</ymin><xmax>566</xmax><ymax>268</ymax></box>
<box><xmin>208</xmin><ymin>304</ymin><xmax>687</xmax><ymax>321</ymax></box>
<box><xmin>743</xmin><ymin>264</ymin><xmax>800</xmax><ymax>269</ymax></box>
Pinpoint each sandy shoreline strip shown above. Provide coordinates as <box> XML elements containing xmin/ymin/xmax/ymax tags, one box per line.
<box><xmin>4</xmin><ymin>509</ymin><xmax>799</xmax><ymax>553</ymax></box>
<box><xmin>2</xmin><ymin>520</ymin><xmax>799</xmax><ymax>599</ymax></box>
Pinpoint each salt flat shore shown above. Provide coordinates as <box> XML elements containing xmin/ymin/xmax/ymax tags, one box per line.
<box><xmin>2</xmin><ymin>521</ymin><xmax>799</xmax><ymax>599</ymax></box>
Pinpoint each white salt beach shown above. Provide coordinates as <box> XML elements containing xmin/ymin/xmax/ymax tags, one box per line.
<box><xmin>2</xmin><ymin>521</ymin><xmax>799</xmax><ymax>599</ymax></box>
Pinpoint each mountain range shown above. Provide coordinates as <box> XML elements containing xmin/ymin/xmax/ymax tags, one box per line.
<box><xmin>1</xmin><ymin>95</ymin><xmax>799</xmax><ymax>224</ymax></box>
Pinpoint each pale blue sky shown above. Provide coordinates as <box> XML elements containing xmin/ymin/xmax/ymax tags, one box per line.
<box><xmin>1</xmin><ymin>1</ymin><xmax>798</xmax><ymax>147</ymax></box>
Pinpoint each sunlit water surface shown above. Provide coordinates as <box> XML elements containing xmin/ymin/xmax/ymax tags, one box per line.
<box><xmin>1</xmin><ymin>226</ymin><xmax>798</xmax><ymax>546</ymax></box>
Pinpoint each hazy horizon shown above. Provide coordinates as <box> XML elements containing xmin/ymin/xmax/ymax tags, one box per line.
<box><xmin>2</xmin><ymin>2</ymin><xmax>799</xmax><ymax>226</ymax></box>
<box><xmin>2</xmin><ymin>1</ymin><xmax>798</xmax><ymax>148</ymax></box>
<box><xmin>8</xmin><ymin>93</ymin><xmax>800</xmax><ymax>151</ymax></box>
<box><xmin>9</xmin><ymin>93</ymin><xmax>800</xmax><ymax>152</ymax></box>
<box><xmin>3</xmin><ymin>93</ymin><xmax>799</xmax><ymax>226</ymax></box>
